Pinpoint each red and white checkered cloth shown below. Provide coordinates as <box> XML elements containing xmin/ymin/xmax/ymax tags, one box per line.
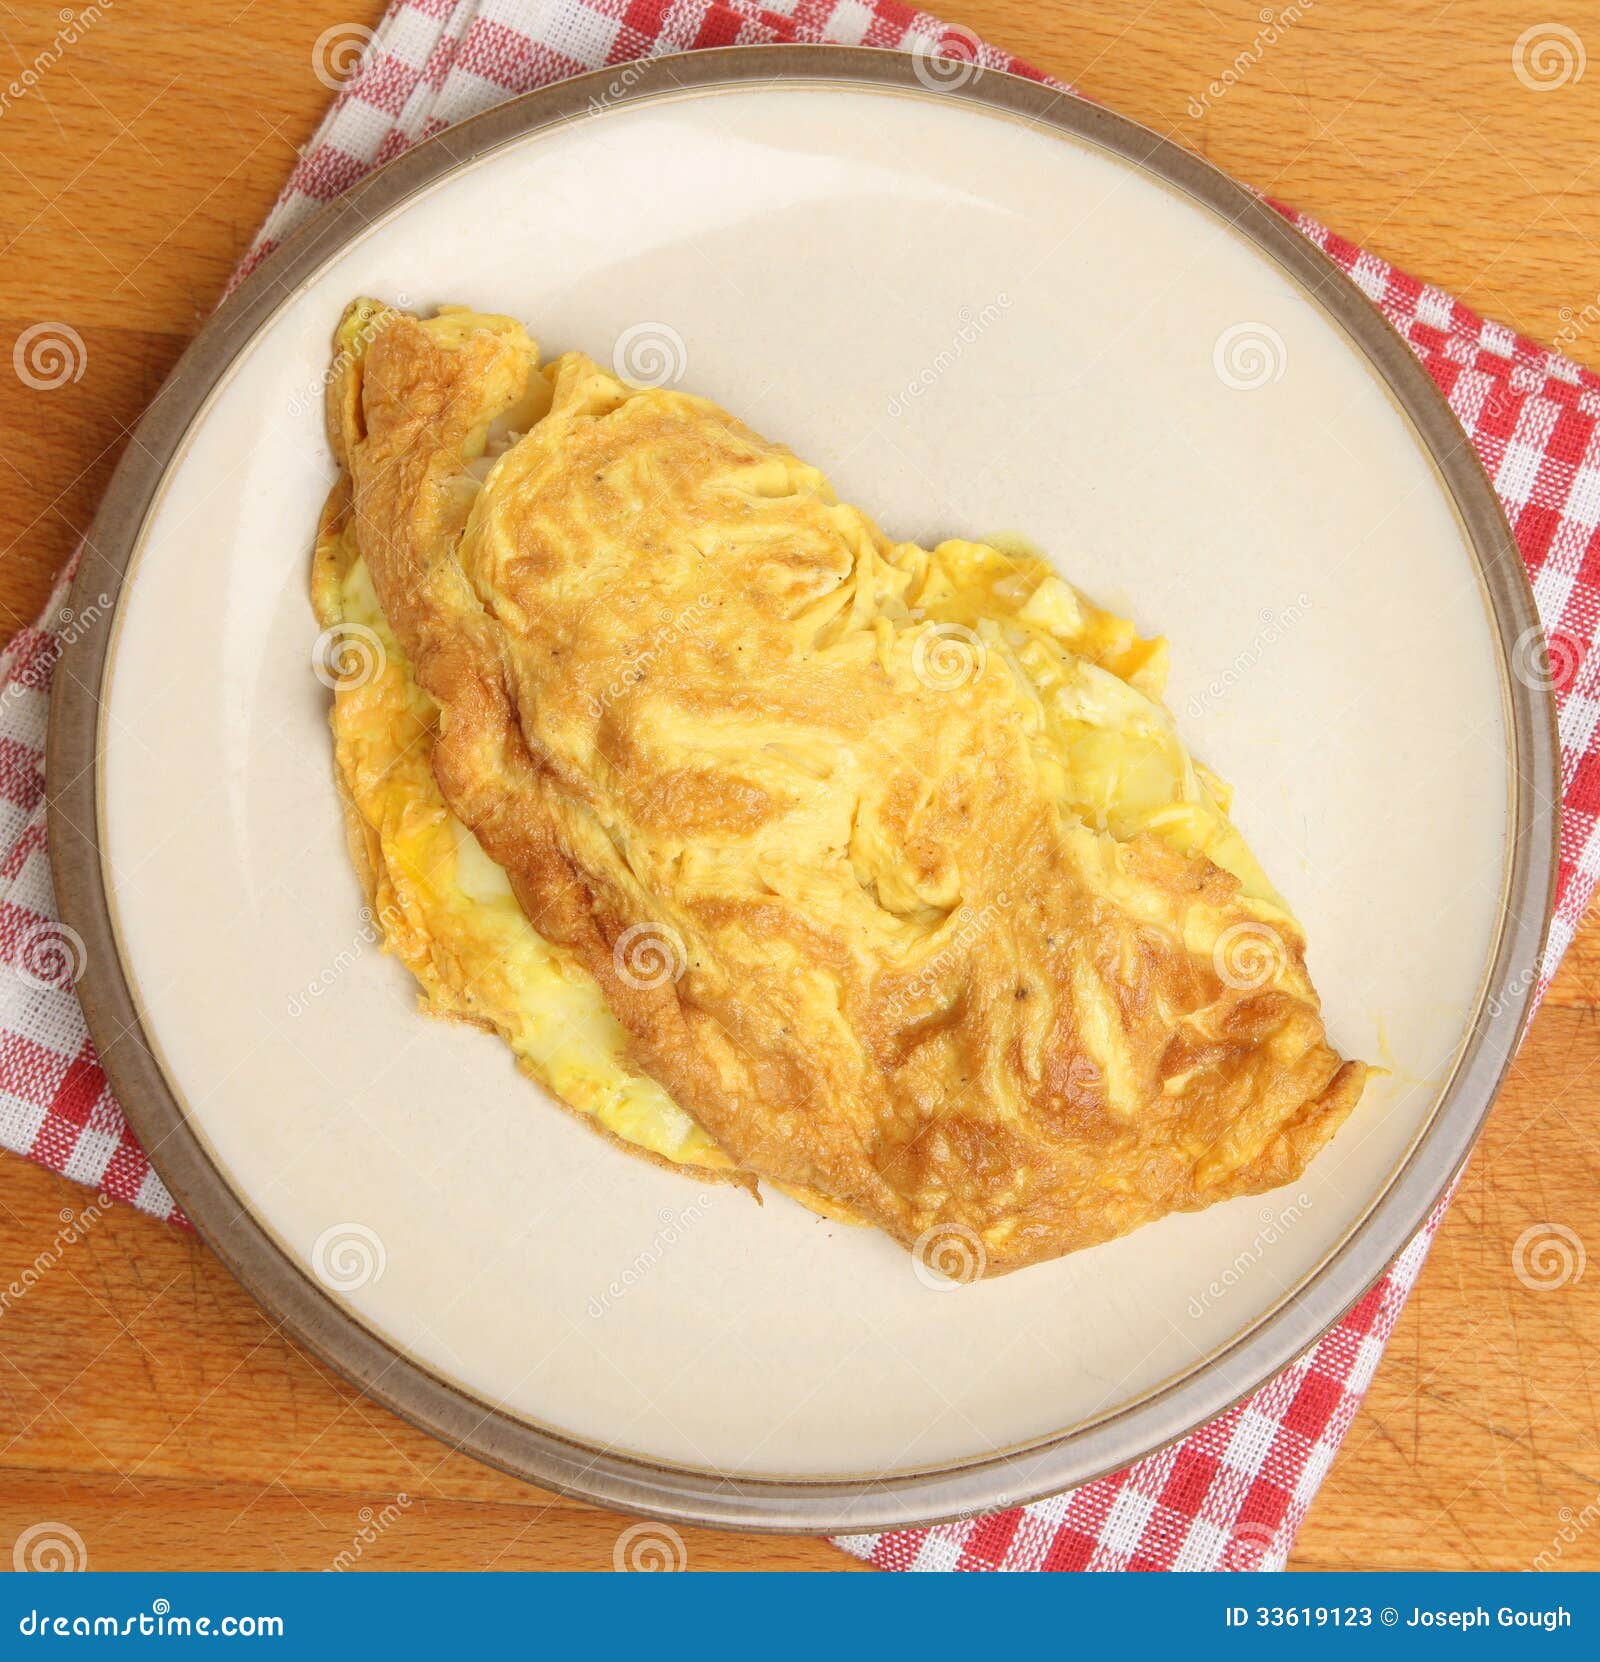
<box><xmin>2</xmin><ymin>0</ymin><xmax>1595</xmax><ymax>1573</ymax></box>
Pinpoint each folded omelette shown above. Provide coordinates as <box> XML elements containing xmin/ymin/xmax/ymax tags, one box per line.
<box><xmin>310</xmin><ymin>299</ymin><xmax>1366</xmax><ymax>1277</ymax></box>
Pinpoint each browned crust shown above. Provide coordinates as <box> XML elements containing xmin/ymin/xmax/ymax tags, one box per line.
<box><xmin>328</xmin><ymin>300</ymin><xmax>1369</xmax><ymax>1276</ymax></box>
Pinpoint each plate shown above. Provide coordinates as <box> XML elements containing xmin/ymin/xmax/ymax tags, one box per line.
<box><xmin>48</xmin><ymin>47</ymin><xmax>1556</xmax><ymax>1531</ymax></box>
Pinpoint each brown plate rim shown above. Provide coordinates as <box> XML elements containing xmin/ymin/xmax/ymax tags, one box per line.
<box><xmin>46</xmin><ymin>44</ymin><xmax>1559</xmax><ymax>1535</ymax></box>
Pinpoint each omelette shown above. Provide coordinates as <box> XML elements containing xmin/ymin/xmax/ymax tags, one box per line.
<box><xmin>309</xmin><ymin>298</ymin><xmax>1366</xmax><ymax>1277</ymax></box>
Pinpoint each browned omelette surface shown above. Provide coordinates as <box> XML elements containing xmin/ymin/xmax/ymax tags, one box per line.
<box><xmin>316</xmin><ymin>298</ymin><xmax>1367</xmax><ymax>1276</ymax></box>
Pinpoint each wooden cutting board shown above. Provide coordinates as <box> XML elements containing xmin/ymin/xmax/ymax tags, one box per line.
<box><xmin>0</xmin><ymin>0</ymin><xmax>1596</xmax><ymax>1571</ymax></box>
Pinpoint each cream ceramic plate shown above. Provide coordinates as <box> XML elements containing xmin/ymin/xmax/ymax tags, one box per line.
<box><xmin>50</xmin><ymin>50</ymin><xmax>1555</xmax><ymax>1531</ymax></box>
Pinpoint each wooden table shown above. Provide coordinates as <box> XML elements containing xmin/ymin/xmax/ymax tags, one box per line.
<box><xmin>2</xmin><ymin>0</ymin><xmax>1597</xmax><ymax>1572</ymax></box>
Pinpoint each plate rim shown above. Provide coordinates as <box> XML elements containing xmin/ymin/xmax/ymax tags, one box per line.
<box><xmin>45</xmin><ymin>43</ymin><xmax>1559</xmax><ymax>1534</ymax></box>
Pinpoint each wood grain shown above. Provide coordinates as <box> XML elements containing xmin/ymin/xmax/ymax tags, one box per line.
<box><xmin>2</xmin><ymin>0</ymin><xmax>1598</xmax><ymax>1571</ymax></box>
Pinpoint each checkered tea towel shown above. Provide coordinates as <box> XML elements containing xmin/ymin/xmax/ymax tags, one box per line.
<box><xmin>2</xmin><ymin>0</ymin><xmax>1595</xmax><ymax>1575</ymax></box>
